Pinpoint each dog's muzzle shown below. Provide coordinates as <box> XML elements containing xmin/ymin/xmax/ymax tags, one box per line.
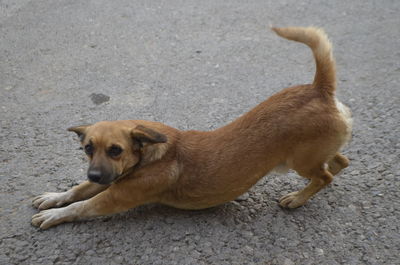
<box><xmin>87</xmin><ymin>168</ymin><xmax>114</xmax><ymax>185</ymax></box>
<box><xmin>88</xmin><ymin>169</ymin><xmax>102</xmax><ymax>183</ymax></box>
<box><xmin>87</xmin><ymin>164</ymin><xmax>139</xmax><ymax>185</ymax></box>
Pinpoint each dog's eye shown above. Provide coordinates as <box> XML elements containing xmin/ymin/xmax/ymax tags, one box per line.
<box><xmin>84</xmin><ymin>144</ymin><xmax>94</xmax><ymax>156</ymax></box>
<box><xmin>108</xmin><ymin>145</ymin><xmax>123</xmax><ymax>158</ymax></box>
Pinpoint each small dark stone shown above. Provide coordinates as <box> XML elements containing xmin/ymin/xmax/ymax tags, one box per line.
<box><xmin>90</xmin><ymin>93</ymin><xmax>110</xmax><ymax>105</ymax></box>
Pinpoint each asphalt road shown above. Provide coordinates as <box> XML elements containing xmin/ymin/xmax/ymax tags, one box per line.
<box><xmin>1</xmin><ymin>0</ymin><xmax>399</xmax><ymax>264</ymax></box>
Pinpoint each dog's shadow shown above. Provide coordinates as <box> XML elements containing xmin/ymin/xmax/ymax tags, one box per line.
<box><xmin>78</xmin><ymin>175</ymin><xmax>312</xmax><ymax>230</ymax></box>
<box><xmin>94</xmin><ymin>201</ymin><xmax>252</xmax><ymax>228</ymax></box>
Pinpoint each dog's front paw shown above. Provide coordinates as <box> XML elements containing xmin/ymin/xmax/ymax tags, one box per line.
<box><xmin>31</xmin><ymin>202</ymin><xmax>82</xmax><ymax>229</ymax></box>
<box><xmin>31</xmin><ymin>208</ymin><xmax>66</xmax><ymax>229</ymax></box>
<box><xmin>279</xmin><ymin>191</ymin><xmax>307</xmax><ymax>208</ymax></box>
<box><xmin>32</xmin><ymin>192</ymin><xmax>72</xmax><ymax>210</ymax></box>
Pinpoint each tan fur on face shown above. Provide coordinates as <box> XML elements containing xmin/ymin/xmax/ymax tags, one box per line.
<box><xmin>83</xmin><ymin>122</ymin><xmax>141</xmax><ymax>177</ymax></box>
<box><xmin>32</xmin><ymin>26</ymin><xmax>352</xmax><ymax>229</ymax></box>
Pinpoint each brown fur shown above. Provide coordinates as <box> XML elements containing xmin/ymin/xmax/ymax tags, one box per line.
<box><xmin>32</xmin><ymin>26</ymin><xmax>352</xmax><ymax>229</ymax></box>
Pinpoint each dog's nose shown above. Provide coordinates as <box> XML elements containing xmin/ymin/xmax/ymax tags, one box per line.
<box><xmin>88</xmin><ymin>169</ymin><xmax>102</xmax><ymax>183</ymax></box>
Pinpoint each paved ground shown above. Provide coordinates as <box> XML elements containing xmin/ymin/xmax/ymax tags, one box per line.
<box><xmin>1</xmin><ymin>0</ymin><xmax>399</xmax><ymax>264</ymax></box>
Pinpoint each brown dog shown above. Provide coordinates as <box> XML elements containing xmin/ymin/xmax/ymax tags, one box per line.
<box><xmin>32</xmin><ymin>27</ymin><xmax>352</xmax><ymax>229</ymax></box>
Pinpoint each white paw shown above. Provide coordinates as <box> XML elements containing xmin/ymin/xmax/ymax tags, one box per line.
<box><xmin>279</xmin><ymin>191</ymin><xmax>307</xmax><ymax>208</ymax></box>
<box><xmin>31</xmin><ymin>202</ymin><xmax>82</xmax><ymax>229</ymax></box>
<box><xmin>32</xmin><ymin>191</ymin><xmax>72</xmax><ymax>210</ymax></box>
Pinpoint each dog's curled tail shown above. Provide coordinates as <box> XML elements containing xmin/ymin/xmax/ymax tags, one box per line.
<box><xmin>272</xmin><ymin>26</ymin><xmax>336</xmax><ymax>93</ymax></box>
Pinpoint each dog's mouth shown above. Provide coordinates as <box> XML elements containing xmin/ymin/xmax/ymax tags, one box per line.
<box><xmin>93</xmin><ymin>177</ymin><xmax>113</xmax><ymax>185</ymax></box>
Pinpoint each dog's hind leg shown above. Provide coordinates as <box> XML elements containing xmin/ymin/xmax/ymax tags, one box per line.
<box><xmin>32</xmin><ymin>181</ymin><xmax>109</xmax><ymax>210</ymax></box>
<box><xmin>327</xmin><ymin>153</ymin><xmax>349</xmax><ymax>176</ymax></box>
<box><xmin>279</xmin><ymin>166</ymin><xmax>333</xmax><ymax>208</ymax></box>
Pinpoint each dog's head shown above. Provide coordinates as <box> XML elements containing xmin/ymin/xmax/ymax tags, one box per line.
<box><xmin>68</xmin><ymin>121</ymin><xmax>167</xmax><ymax>185</ymax></box>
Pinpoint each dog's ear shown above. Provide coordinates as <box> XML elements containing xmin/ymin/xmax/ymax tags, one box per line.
<box><xmin>131</xmin><ymin>125</ymin><xmax>167</xmax><ymax>148</ymax></box>
<box><xmin>68</xmin><ymin>125</ymin><xmax>91</xmax><ymax>142</ymax></box>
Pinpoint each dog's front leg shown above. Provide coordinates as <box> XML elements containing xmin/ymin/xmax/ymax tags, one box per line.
<box><xmin>31</xmin><ymin>185</ymin><xmax>151</xmax><ymax>229</ymax></box>
<box><xmin>32</xmin><ymin>181</ymin><xmax>109</xmax><ymax>210</ymax></box>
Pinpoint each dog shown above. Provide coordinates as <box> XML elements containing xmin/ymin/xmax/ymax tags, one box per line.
<box><xmin>32</xmin><ymin>26</ymin><xmax>352</xmax><ymax>229</ymax></box>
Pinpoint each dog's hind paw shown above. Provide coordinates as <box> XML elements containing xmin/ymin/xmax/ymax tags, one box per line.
<box><xmin>279</xmin><ymin>191</ymin><xmax>307</xmax><ymax>208</ymax></box>
<box><xmin>32</xmin><ymin>192</ymin><xmax>72</xmax><ymax>210</ymax></box>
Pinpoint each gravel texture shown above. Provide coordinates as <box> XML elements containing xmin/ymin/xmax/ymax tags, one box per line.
<box><xmin>1</xmin><ymin>0</ymin><xmax>399</xmax><ymax>264</ymax></box>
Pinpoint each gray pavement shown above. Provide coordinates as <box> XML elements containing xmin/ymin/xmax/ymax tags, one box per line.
<box><xmin>1</xmin><ymin>0</ymin><xmax>399</xmax><ymax>264</ymax></box>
